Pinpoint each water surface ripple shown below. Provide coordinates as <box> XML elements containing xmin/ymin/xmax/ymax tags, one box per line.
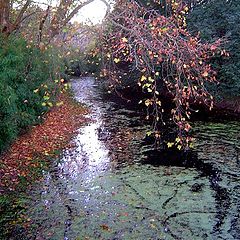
<box><xmin>26</xmin><ymin>77</ymin><xmax>240</xmax><ymax>240</ymax></box>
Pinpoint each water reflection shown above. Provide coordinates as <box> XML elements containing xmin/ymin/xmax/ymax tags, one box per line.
<box><xmin>58</xmin><ymin>118</ymin><xmax>110</xmax><ymax>179</ymax></box>
<box><xmin>25</xmin><ymin>78</ymin><xmax>240</xmax><ymax>240</ymax></box>
<box><xmin>54</xmin><ymin>77</ymin><xmax>110</xmax><ymax>181</ymax></box>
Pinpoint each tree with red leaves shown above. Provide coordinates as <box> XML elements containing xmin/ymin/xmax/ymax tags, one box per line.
<box><xmin>99</xmin><ymin>0</ymin><xmax>226</xmax><ymax>150</ymax></box>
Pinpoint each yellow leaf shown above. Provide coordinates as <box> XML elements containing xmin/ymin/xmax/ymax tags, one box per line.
<box><xmin>167</xmin><ymin>142</ymin><xmax>174</xmax><ymax>148</ymax></box>
<box><xmin>146</xmin><ymin>131</ymin><xmax>152</xmax><ymax>136</ymax></box>
<box><xmin>122</xmin><ymin>37</ymin><xmax>128</xmax><ymax>43</ymax></box>
<box><xmin>56</xmin><ymin>101</ymin><xmax>64</xmax><ymax>106</ymax></box>
<box><xmin>140</xmin><ymin>75</ymin><xmax>147</xmax><ymax>81</ymax></box>
<box><xmin>47</xmin><ymin>102</ymin><xmax>53</xmax><ymax>107</ymax></box>
<box><xmin>177</xmin><ymin>145</ymin><xmax>182</xmax><ymax>150</ymax></box>
<box><xmin>148</xmin><ymin>77</ymin><xmax>154</xmax><ymax>82</ymax></box>
<box><xmin>147</xmin><ymin>88</ymin><xmax>152</xmax><ymax>93</ymax></box>
<box><xmin>145</xmin><ymin>99</ymin><xmax>151</xmax><ymax>106</ymax></box>
<box><xmin>175</xmin><ymin>137</ymin><xmax>180</xmax><ymax>143</ymax></box>
<box><xmin>114</xmin><ymin>58</ymin><xmax>120</xmax><ymax>63</ymax></box>
<box><xmin>33</xmin><ymin>89</ymin><xmax>39</xmax><ymax>93</ymax></box>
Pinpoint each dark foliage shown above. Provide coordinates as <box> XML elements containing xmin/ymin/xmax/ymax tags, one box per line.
<box><xmin>187</xmin><ymin>0</ymin><xmax>240</xmax><ymax>99</ymax></box>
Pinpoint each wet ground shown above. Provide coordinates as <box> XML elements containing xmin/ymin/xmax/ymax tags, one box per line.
<box><xmin>21</xmin><ymin>77</ymin><xmax>239</xmax><ymax>240</ymax></box>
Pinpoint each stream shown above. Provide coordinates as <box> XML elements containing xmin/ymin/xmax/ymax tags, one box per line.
<box><xmin>19</xmin><ymin>77</ymin><xmax>239</xmax><ymax>240</ymax></box>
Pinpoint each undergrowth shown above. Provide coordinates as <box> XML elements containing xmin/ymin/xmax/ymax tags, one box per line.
<box><xmin>0</xmin><ymin>35</ymin><xmax>64</xmax><ymax>153</ymax></box>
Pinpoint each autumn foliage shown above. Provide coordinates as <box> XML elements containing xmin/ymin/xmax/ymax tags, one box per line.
<box><xmin>99</xmin><ymin>0</ymin><xmax>226</xmax><ymax>149</ymax></box>
<box><xmin>0</xmin><ymin>93</ymin><xmax>87</xmax><ymax>192</ymax></box>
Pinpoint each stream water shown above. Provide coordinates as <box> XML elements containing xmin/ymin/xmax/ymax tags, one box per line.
<box><xmin>20</xmin><ymin>77</ymin><xmax>239</xmax><ymax>240</ymax></box>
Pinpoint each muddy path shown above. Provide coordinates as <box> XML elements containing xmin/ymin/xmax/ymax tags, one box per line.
<box><xmin>16</xmin><ymin>77</ymin><xmax>239</xmax><ymax>240</ymax></box>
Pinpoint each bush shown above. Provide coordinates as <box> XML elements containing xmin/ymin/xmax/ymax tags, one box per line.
<box><xmin>0</xmin><ymin>36</ymin><xmax>64</xmax><ymax>153</ymax></box>
<box><xmin>187</xmin><ymin>0</ymin><xmax>240</xmax><ymax>99</ymax></box>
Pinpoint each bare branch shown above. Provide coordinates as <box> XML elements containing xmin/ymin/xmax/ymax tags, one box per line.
<box><xmin>13</xmin><ymin>0</ymin><xmax>31</xmax><ymax>31</ymax></box>
<box><xmin>62</xmin><ymin>0</ymin><xmax>95</xmax><ymax>26</ymax></box>
<box><xmin>37</xmin><ymin>5</ymin><xmax>50</xmax><ymax>45</ymax></box>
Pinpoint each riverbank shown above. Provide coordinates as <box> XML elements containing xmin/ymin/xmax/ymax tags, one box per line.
<box><xmin>0</xmin><ymin>90</ymin><xmax>88</xmax><ymax>238</ymax></box>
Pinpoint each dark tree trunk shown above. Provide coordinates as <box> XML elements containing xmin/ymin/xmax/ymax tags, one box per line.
<box><xmin>0</xmin><ymin>0</ymin><xmax>31</xmax><ymax>36</ymax></box>
<box><xmin>0</xmin><ymin>0</ymin><xmax>11</xmax><ymax>34</ymax></box>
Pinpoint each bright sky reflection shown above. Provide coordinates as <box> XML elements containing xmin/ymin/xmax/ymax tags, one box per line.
<box><xmin>57</xmin><ymin>78</ymin><xmax>110</xmax><ymax>181</ymax></box>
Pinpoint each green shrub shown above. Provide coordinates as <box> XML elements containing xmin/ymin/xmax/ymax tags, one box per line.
<box><xmin>0</xmin><ymin>36</ymin><xmax>64</xmax><ymax>153</ymax></box>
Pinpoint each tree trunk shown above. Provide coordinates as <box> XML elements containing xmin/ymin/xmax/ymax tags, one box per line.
<box><xmin>0</xmin><ymin>0</ymin><xmax>11</xmax><ymax>33</ymax></box>
<box><xmin>0</xmin><ymin>0</ymin><xmax>31</xmax><ymax>36</ymax></box>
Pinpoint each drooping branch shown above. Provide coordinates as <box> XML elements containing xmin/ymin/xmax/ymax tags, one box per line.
<box><xmin>98</xmin><ymin>0</ymin><xmax>225</xmax><ymax>149</ymax></box>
